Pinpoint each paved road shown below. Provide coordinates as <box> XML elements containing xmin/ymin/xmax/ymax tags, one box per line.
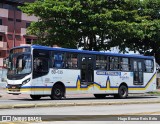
<box><xmin>1</xmin><ymin>103</ymin><xmax>160</xmax><ymax>115</ymax></box>
<box><xmin>0</xmin><ymin>87</ymin><xmax>160</xmax><ymax>105</ymax></box>
<box><xmin>0</xmin><ymin>103</ymin><xmax>160</xmax><ymax>124</ymax></box>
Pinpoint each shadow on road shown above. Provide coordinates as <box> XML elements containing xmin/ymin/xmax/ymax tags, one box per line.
<box><xmin>6</xmin><ymin>95</ymin><xmax>159</xmax><ymax>101</ymax></box>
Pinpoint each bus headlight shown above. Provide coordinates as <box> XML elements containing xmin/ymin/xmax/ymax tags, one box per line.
<box><xmin>22</xmin><ymin>78</ymin><xmax>30</xmax><ymax>85</ymax></box>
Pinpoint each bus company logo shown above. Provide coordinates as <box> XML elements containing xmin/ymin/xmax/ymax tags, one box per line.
<box><xmin>51</xmin><ymin>69</ymin><xmax>63</xmax><ymax>74</ymax></box>
<box><xmin>106</xmin><ymin>72</ymin><xmax>120</xmax><ymax>76</ymax></box>
<box><xmin>2</xmin><ymin>116</ymin><xmax>11</xmax><ymax>122</ymax></box>
<box><xmin>120</xmin><ymin>73</ymin><xmax>129</xmax><ymax>80</ymax></box>
<box><xmin>96</xmin><ymin>71</ymin><xmax>120</xmax><ymax>76</ymax></box>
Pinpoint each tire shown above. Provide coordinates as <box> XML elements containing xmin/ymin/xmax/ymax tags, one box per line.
<box><xmin>94</xmin><ymin>94</ymin><xmax>106</xmax><ymax>99</ymax></box>
<box><xmin>30</xmin><ymin>95</ymin><xmax>41</xmax><ymax>100</ymax></box>
<box><xmin>114</xmin><ymin>85</ymin><xmax>128</xmax><ymax>99</ymax></box>
<box><xmin>50</xmin><ymin>84</ymin><xmax>65</xmax><ymax>100</ymax></box>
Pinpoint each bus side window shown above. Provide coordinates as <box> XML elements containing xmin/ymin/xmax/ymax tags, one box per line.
<box><xmin>34</xmin><ymin>58</ymin><xmax>49</xmax><ymax>72</ymax></box>
<box><xmin>145</xmin><ymin>60</ymin><xmax>153</xmax><ymax>73</ymax></box>
<box><xmin>65</xmin><ymin>53</ymin><xmax>78</xmax><ymax>69</ymax></box>
<box><xmin>109</xmin><ymin>57</ymin><xmax>119</xmax><ymax>70</ymax></box>
<box><xmin>96</xmin><ymin>56</ymin><xmax>108</xmax><ymax>70</ymax></box>
<box><xmin>53</xmin><ymin>53</ymin><xmax>64</xmax><ymax>68</ymax></box>
<box><xmin>121</xmin><ymin>58</ymin><xmax>130</xmax><ymax>71</ymax></box>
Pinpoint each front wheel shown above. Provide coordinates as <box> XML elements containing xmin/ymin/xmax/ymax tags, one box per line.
<box><xmin>30</xmin><ymin>95</ymin><xmax>41</xmax><ymax>100</ymax></box>
<box><xmin>114</xmin><ymin>85</ymin><xmax>128</xmax><ymax>99</ymax></box>
<box><xmin>50</xmin><ymin>84</ymin><xmax>65</xmax><ymax>100</ymax></box>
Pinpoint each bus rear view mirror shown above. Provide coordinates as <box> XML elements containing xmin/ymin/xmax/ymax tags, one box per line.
<box><xmin>18</xmin><ymin>59</ymin><xmax>23</xmax><ymax>68</ymax></box>
<box><xmin>156</xmin><ymin>63</ymin><xmax>160</xmax><ymax>72</ymax></box>
<box><xmin>3</xmin><ymin>57</ymin><xmax>10</xmax><ymax>69</ymax></box>
<box><xmin>8</xmin><ymin>62</ymin><xmax>11</xmax><ymax>69</ymax></box>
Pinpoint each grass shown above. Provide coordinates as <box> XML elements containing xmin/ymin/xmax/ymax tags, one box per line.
<box><xmin>147</xmin><ymin>91</ymin><xmax>160</xmax><ymax>95</ymax></box>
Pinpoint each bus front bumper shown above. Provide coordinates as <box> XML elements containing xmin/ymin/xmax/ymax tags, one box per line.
<box><xmin>6</xmin><ymin>84</ymin><xmax>32</xmax><ymax>95</ymax></box>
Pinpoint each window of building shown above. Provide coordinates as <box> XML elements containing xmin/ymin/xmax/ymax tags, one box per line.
<box><xmin>65</xmin><ymin>53</ymin><xmax>78</xmax><ymax>69</ymax></box>
<box><xmin>8</xmin><ymin>18</ymin><xmax>13</xmax><ymax>21</ymax></box>
<box><xmin>0</xmin><ymin>36</ymin><xmax>3</xmax><ymax>41</ymax></box>
<box><xmin>109</xmin><ymin>56</ymin><xmax>120</xmax><ymax>70</ymax></box>
<box><xmin>16</xmin><ymin>7</ymin><xmax>21</xmax><ymax>11</ymax></box>
<box><xmin>16</xmin><ymin>19</ymin><xmax>21</xmax><ymax>22</ymax></box>
<box><xmin>26</xmin><ymin>22</ymin><xmax>31</xmax><ymax>28</ymax></box>
<box><xmin>3</xmin><ymin>4</ymin><xmax>15</xmax><ymax>10</ymax></box>
<box><xmin>96</xmin><ymin>55</ymin><xmax>108</xmax><ymax>70</ymax></box>
<box><xmin>0</xmin><ymin>3</ymin><xmax>3</xmax><ymax>8</ymax></box>
<box><xmin>145</xmin><ymin>60</ymin><xmax>153</xmax><ymax>72</ymax></box>
<box><xmin>120</xmin><ymin>58</ymin><xmax>130</xmax><ymax>71</ymax></box>
<box><xmin>0</xmin><ymin>19</ymin><xmax>2</xmax><ymax>25</ymax></box>
<box><xmin>7</xmin><ymin>34</ymin><xmax>13</xmax><ymax>40</ymax></box>
<box><xmin>15</xmin><ymin>35</ymin><xmax>21</xmax><ymax>41</ymax></box>
<box><xmin>26</xmin><ymin>38</ymin><xmax>31</xmax><ymax>44</ymax></box>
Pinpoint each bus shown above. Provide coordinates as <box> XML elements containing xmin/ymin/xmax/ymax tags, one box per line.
<box><xmin>6</xmin><ymin>45</ymin><xmax>157</xmax><ymax>100</ymax></box>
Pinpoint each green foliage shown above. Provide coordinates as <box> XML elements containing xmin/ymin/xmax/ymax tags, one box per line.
<box><xmin>20</xmin><ymin>0</ymin><xmax>160</xmax><ymax>64</ymax></box>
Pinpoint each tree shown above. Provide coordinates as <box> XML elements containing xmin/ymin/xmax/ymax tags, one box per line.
<box><xmin>20</xmin><ymin>0</ymin><xmax>127</xmax><ymax>50</ymax></box>
<box><xmin>20</xmin><ymin>0</ymin><xmax>160</xmax><ymax>64</ymax></box>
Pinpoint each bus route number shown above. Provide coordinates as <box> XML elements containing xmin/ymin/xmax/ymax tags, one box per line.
<box><xmin>52</xmin><ymin>69</ymin><xmax>63</xmax><ymax>74</ymax></box>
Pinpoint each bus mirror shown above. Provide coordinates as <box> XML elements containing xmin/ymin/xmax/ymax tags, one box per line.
<box><xmin>18</xmin><ymin>59</ymin><xmax>23</xmax><ymax>68</ymax></box>
<box><xmin>3</xmin><ymin>57</ymin><xmax>9</xmax><ymax>68</ymax></box>
<box><xmin>156</xmin><ymin>63</ymin><xmax>160</xmax><ymax>71</ymax></box>
<box><xmin>8</xmin><ymin>62</ymin><xmax>11</xmax><ymax>69</ymax></box>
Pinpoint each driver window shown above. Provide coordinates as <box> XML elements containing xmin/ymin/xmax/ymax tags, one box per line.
<box><xmin>34</xmin><ymin>58</ymin><xmax>49</xmax><ymax>72</ymax></box>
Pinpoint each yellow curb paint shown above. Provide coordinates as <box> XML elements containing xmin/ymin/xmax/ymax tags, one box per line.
<box><xmin>56</xmin><ymin>103</ymin><xmax>75</xmax><ymax>107</ymax></box>
<box><xmin>0</xmin><ymin>105</ymin><xmax>13</xmax><ymax>109</ymax></box>
<box><xmin>36</xmin><ymin>103</ymin><xmax>55</xmax><ymax>107</ymax></box>
<box><xmin>75</xmin><ymin>102</ymin><xmax>92</xmax><ymax>106</ymax></box>
<box><xmin>13</xmin><ymin>104</ymin><xmax>35</xmax><ymax>108</ymax></box>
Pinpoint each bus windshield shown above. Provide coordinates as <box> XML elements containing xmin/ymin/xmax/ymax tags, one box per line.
<box><xmin>7</xmin><ymin>54</ymin><xmax>32</xmax><ymax>75</ymax></box>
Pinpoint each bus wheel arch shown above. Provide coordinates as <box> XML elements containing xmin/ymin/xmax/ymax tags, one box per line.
<box><xmin>50</xmin><ymin>82</ymin><xmax>66</xmax><ymax>100</ymax></box>
<box><xmin>114</xmin><ymin>82</ymin><xmax>128</xmax><ymax>99</ymax></box>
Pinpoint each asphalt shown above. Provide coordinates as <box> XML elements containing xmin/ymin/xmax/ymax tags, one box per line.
<box><xmin>0</xmin><ymin>84</ymin><xmax>160</xmax><ymax>109</ymax></box>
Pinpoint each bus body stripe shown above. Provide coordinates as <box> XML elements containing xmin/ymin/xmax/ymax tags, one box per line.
<box><xmin>13</xmin><ymin>72</ymin><xmax>156</xmax><ymax>92</ymax></box>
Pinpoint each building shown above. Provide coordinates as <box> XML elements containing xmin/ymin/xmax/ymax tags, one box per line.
<box><xmin>0</xmin><ymin>0</ymin><xmax>37</xmax><ymax>67</ymax></box>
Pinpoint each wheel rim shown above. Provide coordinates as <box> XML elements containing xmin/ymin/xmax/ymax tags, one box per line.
<box><xmin>121</xmin><ymin>89</ymin><xmax>125</xmax><ymax>96</ymax></box>
<box><xmin>55</xmin><ymin>89</ymin><xmax>61</xmax><ymax>96</ymax></box>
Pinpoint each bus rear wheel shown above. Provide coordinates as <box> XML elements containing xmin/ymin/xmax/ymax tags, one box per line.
<box><xmin>94</xmin><ymin>94</ymin><xmax>106</xmax><ymax>99</ymax></box>
<box><xmin>30</xmin><ymin>95</ymin><xmax>41</xmax><ymax>100</ymax></box>
<box><xmin>50</xmin><ymin>84</ymin><xmax>64</xmax><ymax>100</ymax></box>
<box><xmin>114</xmin><ymin>85</ymin><xmax>128</xmax><ymax>99</ymax></box>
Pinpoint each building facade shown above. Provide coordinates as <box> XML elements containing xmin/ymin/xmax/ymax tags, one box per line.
<box><xmin>0</xmin><ymin>0</ymin><xmax>37</xmax><ymax>67</ymax></box>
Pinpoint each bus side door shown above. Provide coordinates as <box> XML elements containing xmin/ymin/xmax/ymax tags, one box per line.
<box><xmin>132</xmin><ymin>59</ymin><xmax>144</xmax><ymax>85</ymax></box>
<box><xmin>79</xmin><ymin>55</ymin><xmax>95</xmax><ymax>86</ymax></box>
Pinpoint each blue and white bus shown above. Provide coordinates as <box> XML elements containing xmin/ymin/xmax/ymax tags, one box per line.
<box><xmin>6</xmin><ymin>45</ymin><xmax>157</xmax><ymax>100</ymax></box>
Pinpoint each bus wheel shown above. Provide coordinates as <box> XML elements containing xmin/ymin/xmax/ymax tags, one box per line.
<box><xmin>94</xmin><ymin>94</ymin><xmax>106</xmax><ymax>99</ymax></box>
<box><xmin>114</xmin><ymin>85</ymin><xmax>128</xmax><ymax>99</ymax></box>
<box><xmin>30</xmin><ymin>95</ymin><xmax>41</xmax><ymax>100</ymax></box>
<box><xmin>50</xmin><ymin>84</ymin><xmax>64</xmax><ymax>100</ymax></box>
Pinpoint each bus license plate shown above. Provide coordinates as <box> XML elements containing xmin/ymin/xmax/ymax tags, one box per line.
<box><xmin>12</xmin><ymin>86</ymin><xmax>16</xmax><ymax>89</ymax></box>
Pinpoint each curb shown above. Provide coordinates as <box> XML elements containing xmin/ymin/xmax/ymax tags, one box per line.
<box><xmin>1</xmin><ymin>100</ymin><xmax>160</xmax><ymax>109</ymax></box>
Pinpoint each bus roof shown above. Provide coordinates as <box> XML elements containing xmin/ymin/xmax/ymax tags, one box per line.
<box><xmin>13</xmin><ymin>45</ymin><xmax>155</xmax><ymax>59</ymax></box>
